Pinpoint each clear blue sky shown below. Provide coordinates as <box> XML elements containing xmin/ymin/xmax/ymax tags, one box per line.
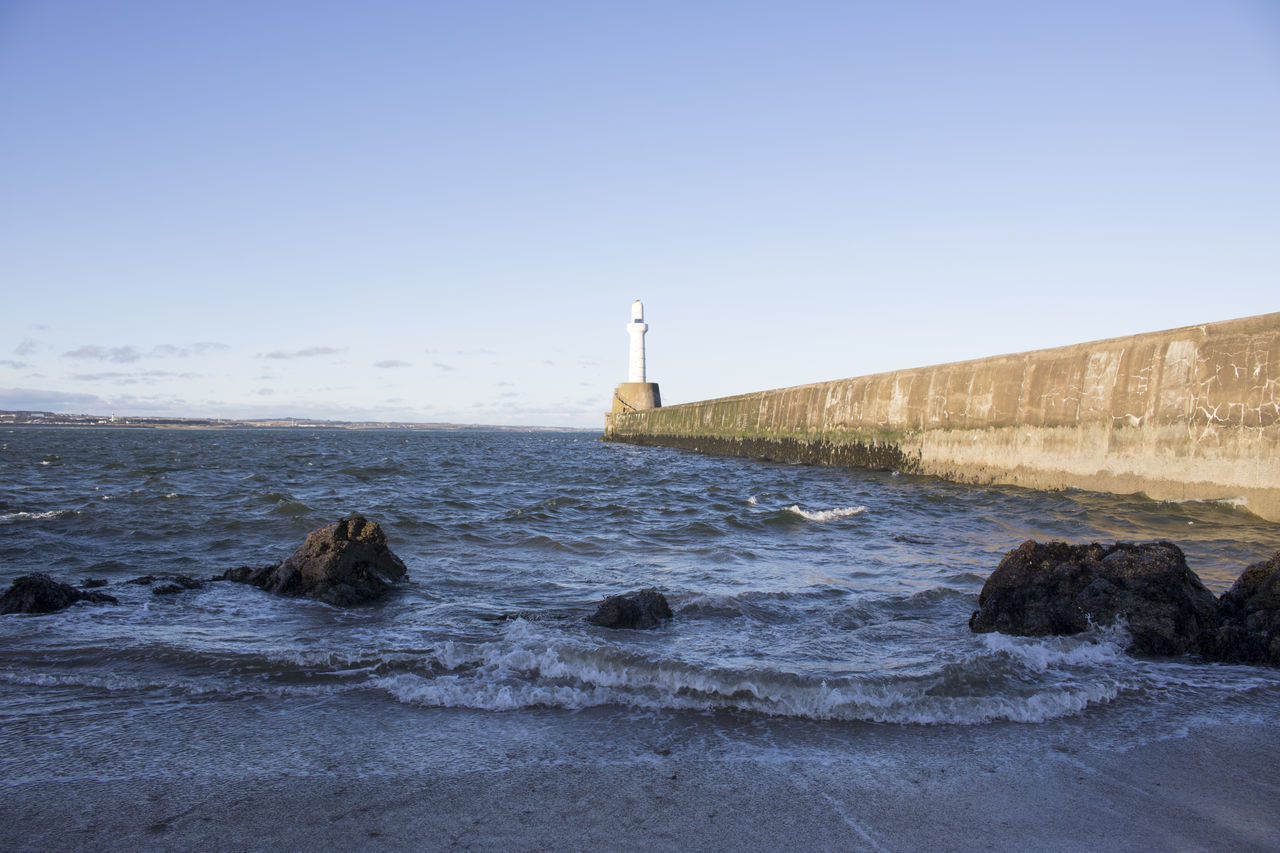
<box><xmin>2</xmin><ymin>0</ymin><xmax>1277</xmax><ymax>426</ymax></box>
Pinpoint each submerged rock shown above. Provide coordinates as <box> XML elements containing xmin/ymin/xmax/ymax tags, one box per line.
<box><xmin>0</xmin><ymin>573</ymin><xmax>119</xmax><ymax>614</ymax></box>
<box><xmin>218</xmin><ymin>514</ymin><xmax>407</xmax><ymax>606</ymax></box>
<box><xmin>127</xmin><ymin>574</ymin><xmax>205</xmax><ymax>595</ymax></box>
<box><xmin>588</xmin><ymin>588</ymin><xmax>673</xmax><ymax>630</ymax></box>
<box><xmin>969</xmin><ymin>540</ymin><xmax>1219</xmax><ymax>656</ymax></box>
<box><xmin>1204</xmin><ymin>551</ymin><xmax>1280</xmax><ymax>667</ymax></box>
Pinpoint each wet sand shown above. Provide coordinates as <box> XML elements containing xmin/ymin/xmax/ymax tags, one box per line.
<box><xmin>5</xmin><ymin>717</ymin><xmax>1277</xmax><ymax>852</ymax></box>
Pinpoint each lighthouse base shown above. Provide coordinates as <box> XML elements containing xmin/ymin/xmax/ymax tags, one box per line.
<box><xmin>611</xmin><ymin>382</ymin><xmax>661</xmax><ymax>414</ymax></box>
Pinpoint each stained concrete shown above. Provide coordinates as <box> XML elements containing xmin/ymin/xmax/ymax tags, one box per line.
<box><xmin>612</xmin><ymin>382</ymin><xmax>661</xmax><ymax>414</ymax></box>
<box><xmin>604</xmin><ymin>312</ymin><xmax>1280</xmax><ymax>523</ymax></box>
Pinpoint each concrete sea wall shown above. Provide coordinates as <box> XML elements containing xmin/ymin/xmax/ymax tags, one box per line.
<box><xmin>604</xmin><ymin>313</ymin><xmax>1280</xmax><ymax>523</ymax></box>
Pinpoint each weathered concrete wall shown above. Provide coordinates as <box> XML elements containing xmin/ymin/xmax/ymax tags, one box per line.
<box><xmin>604</xmin><ymin>313</ymin><xmax>1280</xmax><ymax>523</ymax></box>
<box><xmin>611</xmin><ymin>382</ymin><xmax>661</xmax><ymax>414</ymax></box>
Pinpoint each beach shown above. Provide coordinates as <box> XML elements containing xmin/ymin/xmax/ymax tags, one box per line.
<box><xmin>5</xmin><ymin>703</ymin><xmax>1278</xmax><ymax>852</ymax></box>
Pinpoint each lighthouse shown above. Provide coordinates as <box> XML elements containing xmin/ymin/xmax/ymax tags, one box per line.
<box><xmin>627</xmin><ymin>299</ymin><xmax>647</xmax><ymax>382</ymax></box>
<box><xmin>609</xmin><ymin>299</ymin><xmax>662</xmax><ymax>418</ymax></box>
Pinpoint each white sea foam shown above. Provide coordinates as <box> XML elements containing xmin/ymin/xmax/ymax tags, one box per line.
<box><xmin>0</xmin><ymin>510</ymin><xmax>66</xmax><ymax>523</ymax></box>
<box><xmin>785</xmin><ymin>504</ymin><xmax>867</xmax><ymax>522</ymax></box>
<box><xmin>979</xmin><ymin>625</ymin><xmax>1131</xmax><ymax>673</ymax></box>
<box><xmin>374</xmin><ymin>661</ymin><xmax>1127</xmax><ymax>725</ymax></box>
<box><xmin>368</xmin><ymin>619</ymin><xmax>1133</xmax><ymax>725</ymax></box>
<box><xmin>1171</xmin><ymin>496</ymin><xmax>1249</xmax><ymax>509</ymax></box>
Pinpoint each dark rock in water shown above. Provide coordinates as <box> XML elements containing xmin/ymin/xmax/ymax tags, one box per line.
<box><xmin>1204</xmin><ymin>551</ymin><xmax>1280</xmax><ymax>667</ymax></box>
<box><xmin>128</xmin><ymin>574</ymin><xmax>205</xmax><ymax>595</ymax></box>
<box><xmin>151</xmin><ymin>578</ymin><xmax>200</xmax><ymax>591</ymax></box>
<box><xmin>588</xmin><ymin>588</ymin><xmax>673</xmax><ymax>629</ymax></box>
<box><xmin>1</xmin><ymin>573</ymin><xmax>119</xmax><ymax>614</ymax></box>
<box><xmin>479</xmin><ymin>610</ymin><xmax>574</xmax><ymax>623</ymax></box>
<box><xmin>80</xmin><ymin>578</ymin><xmax>110</xmax><ymax>589</ymax></box>
<box><xmin>217</xmin><ymin>565</ymin><xmax>274</xmax><ymax>584</ymax></box>
<box><xmin>217</xmin><ymin>514</ymin><xmax>408</xmax><ymax>606</ymax></box>
<box><xmin>969</xmin><ymin>540</ymin><xmax>1219</xmax><ymax>656</ymax></box>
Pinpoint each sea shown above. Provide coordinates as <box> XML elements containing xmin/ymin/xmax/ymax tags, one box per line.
<box><xmin>2</xmin><ymin>426</ymin><xmax>1279</xmax><ymax>784</ymax></box>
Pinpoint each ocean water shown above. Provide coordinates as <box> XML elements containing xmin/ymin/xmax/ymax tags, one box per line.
<box><xmin>2</xmin><ymin>426</ymin><xmax>1279</xmax><ymax>781</ymax></box>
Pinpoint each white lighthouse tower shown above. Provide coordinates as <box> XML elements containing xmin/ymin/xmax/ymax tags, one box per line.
<box><xmin>609</xmin><ymin>299</ymin><xmax>661</xmax><ymax>419</ymax></box>
<box><xmin>627</xmin><ymin>299</ymin><xmax>648</xmax><ymax>382</ymax></box>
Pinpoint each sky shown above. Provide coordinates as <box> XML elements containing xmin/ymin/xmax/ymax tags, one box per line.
<box><xmin>1</xmin><ymin>0</ymin><xmax>1277</xmax><ymax>427</ymax></box>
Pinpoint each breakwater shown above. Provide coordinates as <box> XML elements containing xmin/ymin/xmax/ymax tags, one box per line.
<box><xmin>604</xmin><ymin>312</ymin><xmax>1280</xmax><ymax>523</ymax></box>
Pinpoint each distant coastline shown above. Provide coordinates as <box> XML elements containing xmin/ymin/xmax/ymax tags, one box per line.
<box><xmin>0</xmin><ymin>409</ymin><xmax>589</xmax><ymax>432</ymax></box>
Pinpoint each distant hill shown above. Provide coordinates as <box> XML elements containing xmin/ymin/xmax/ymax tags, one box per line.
<box><xmin>0</xmin><ymin>410</ymin><xmax>590</xmax><ymax>432</ymax></box>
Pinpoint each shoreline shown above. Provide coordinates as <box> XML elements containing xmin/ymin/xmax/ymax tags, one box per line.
<box><xmin>0</xmin><ymin>420</ymin><xmax>594</xmax><ymax>432</ymax></box>
<box><xmin>4</xmin><ymin>698</ymin><xmax>1278</xmax><ymax>851</ymax></box>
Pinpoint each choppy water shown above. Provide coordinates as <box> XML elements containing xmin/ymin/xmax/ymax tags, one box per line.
<box><xmin>2</xmin><ymin>426</ymin><xmax>1279</xmax><ymax>779</ymax></box>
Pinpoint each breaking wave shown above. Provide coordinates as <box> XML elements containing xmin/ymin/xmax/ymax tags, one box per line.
<box><xmin>365</xmin><ymin>619</ymin><xmax>1253</xmax><ymax>726</ymax></box>
<box><xmin>783</xmin><ymin>505</ymin><xmax>867</xmax><ymax>522</ymax></box>
<box><xmin>0</xmin><ymin>509</ymin><xmax>73</xmax><ymax>523</ymax></box>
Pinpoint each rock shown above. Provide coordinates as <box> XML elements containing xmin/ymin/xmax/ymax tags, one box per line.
<box><xmin>217</xmin><ymin>514</ymin><xmax>407</xmax><ymax>606</ymax></box>
<box><xmin>969</xmin><ymin>540</ymin><xmax>1219</xmax><ymax>656</ymax></box>
<box><xmin>1</xmin><ymin>573</ymin><xmax>119</xmax><ymax>614</ymax></box>
<box><xmin>587</xmin><ymin>588</ymin><xmax>673</xmax><ymax>629</ymax></box>
<box><xmin>217</xmin><ymin>565</ymin><xmax>273</xmax><ymax>584</ymax></box>
<box><xmin>80</xmin><ymin>578</ymin><xmax>110</xmax><ymax>589</ymax></box>
<box><xmin>478</xmin><ymin>611</ymin><xmax>574</xmax><ymax>623</ymax></box>
<box><xmin>1204</xmin><ymin>551</ymin><xmax>1280</xmax><ymax>666</ymax></box>
<box><xmin>128</xmin><ymin>574</ymin><xmax>205</xmax><ymax>595</ymax></box>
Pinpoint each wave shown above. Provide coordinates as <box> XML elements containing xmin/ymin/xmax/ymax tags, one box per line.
<box><xmin>0</xmin><ymin>667</ymin><xmax>345</xmax><ymax>701</ymax></box>
<box><xmin>8</xmin><ymin>616</ymin><xmax>1279</xmax><ymax>728</ymax></box>
<box><xmin>1163</xmin><ymin>495</ymin><xmax>1250</xmax><ymax>510</ymax></box>
<box><xmin>0</xmin><ymin>509</ymin><xmax>74</xmax><ymax>523</ymax></box>
<box><xmin>783</xmin><ymin>505</ymin><xmax>867</xmax><ymax>522</ymax></box>
<box><xmin>365</xmin><ymin>619</ymin><xmax>1203</xmax><ymax>725</ymax></box>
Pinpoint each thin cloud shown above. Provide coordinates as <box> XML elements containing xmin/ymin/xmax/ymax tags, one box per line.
<box><xmin>0</xmin><ymin>387</ymin><xmax>106</xmax><ymax>409</ymax></box>
<box><xmin>432</xmin><ymin>362</ymin><xmax>458</xmax><ymax>372</ymax></box>
<box><xmin>94</xmin><ymin>392</ymin><xmax>191</xmax><ymax>413</ymax></box>
<box><xmin>0</xmin><ymin>360</ymin><xmax>28</xmax><ymax>369</ymax></box>
<box><xmin>495</xmin><ymin>381</ymin><xmax>514</xmax><ymax>387</ymax></box>
<box><xmin>72</xmin><ymin>372</ymin><xmax>128</xmax><ymax>381</ymax></box>
<box><xmin>374</xmin><ymin>360</ymin><xmax>412</xmax><ymax>369</ymax></box>
<box><xmin>153</xmin><ymin>342</ymin><xmax>231</xmax><ymax>357</ymax></box>
<box><xmin>14</xmin><ymin>338</ymin><xmax>41</xmax><ymax>356</ymax></box>
<box><xmin>259</xmin><ymin>347</ymin><xmax>343</xmax><ymax>360</ymax></box>
<box><xmin>72</xmin><ymin>370</ymin><xmax>194</xmax><ymax>382</ymax></box>
<box><xmin>63</xmin><ymin>345</ymin><xmax>142</xmax><ymax>363</ymax></box>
